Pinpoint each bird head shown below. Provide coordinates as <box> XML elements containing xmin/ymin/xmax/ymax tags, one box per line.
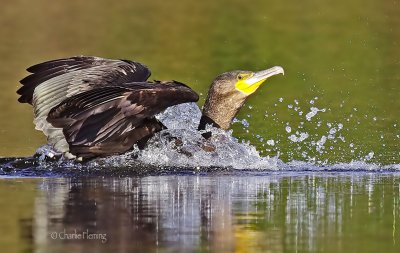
<box><xmin>234</xmin><ymin>66</ymin><xmax>284</xmax><ymax>95</ymax></box>
<box><xmin>200</xmin><ymin>66</ymin><xmax>284</xmax><ymax>130</ymax></box>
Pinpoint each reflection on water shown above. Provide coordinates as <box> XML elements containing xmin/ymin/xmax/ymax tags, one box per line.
<box><xmin>3</xmin><ymin>174</ymin><xmax>397</xmax><ymax>253</ymax></box>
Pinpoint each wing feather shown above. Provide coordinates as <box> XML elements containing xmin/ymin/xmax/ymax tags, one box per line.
<box><xmin>18</xmin><ymin>56</ymin><xmax>151</xmax><ymax>152</ymax></box>
<box><xmin>46</xmin><ymin>82</ymin><xmax>198</xmax><ymax>158</ymax></box>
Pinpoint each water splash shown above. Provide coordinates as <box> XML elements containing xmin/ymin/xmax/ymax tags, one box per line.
<box><xmin>305</xmin><ymin>107</ymin><xmax>326</xmax><ymax>121</ymax></box>
<box><xmin>288</xmin><ymin>132</ymin><xmax>309</xmax><ymax>142</ymax></box>
<box><xmin>260</xmin><ymin>96</ymin><xmax>399</xmax><ymax>166</ymax></box>
<box><xmin>155</xmin><ymin>102</ymin><xmax>201</xmax><ymax>130</ymax></box>
<box><xmin>1</xmin><ymin>101</ymin><xmax>399</xmax><ymax>175</ymax></box>
<box><xmin>135</xmin><ymin>129</ymin><xmax>280</xmax><ymax>170</ymax></box>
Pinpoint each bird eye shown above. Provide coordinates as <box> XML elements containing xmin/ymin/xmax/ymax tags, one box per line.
<box><xmin>237</xmin><ymin>74</ymin><xmax>243</xmax><ymax>80</ymax></box>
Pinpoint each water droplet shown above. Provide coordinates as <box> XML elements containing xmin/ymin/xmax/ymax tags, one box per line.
<box><xmin>241</xmin><ymin>119</ymin><xmax>249</xmax><ymax>127</ymax></box>
<box><xmin>288</xmin><ymin>132</ymin><xmax>309</xmax><ymax>142</ymax></box>
<box><xmin>365</xmin><ymin>151</ymin><xmax>374</xmax><ymax>161</ymax></box>
<box><xmin>266</xmin><ymin>139</ymin><xmax>275</xmax><ymax>146</ymax></box>
<box><xmin>306</xmin><ymin>107</ymin><xmax>325</xmax><ymax>121</ymax></box>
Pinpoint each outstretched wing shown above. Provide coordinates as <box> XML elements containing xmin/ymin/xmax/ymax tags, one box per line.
<box><xmin>17</xmin><ymin>56</ymin><xmax>151</xmax><ymax>104</ymax></box>
<box><xmin>17</xmin><ymin>56</ymin><xmax>151</xmax><ymax>152</ymax></box>
<box><xmin>47</xmin><ymin>81</ymin><xmax>199</xmax><ymax>158</ymax></box>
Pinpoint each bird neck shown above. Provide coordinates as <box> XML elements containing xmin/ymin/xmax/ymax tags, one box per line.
<box><xmin>198</xmin><ymin>115</ymin><xmax>221</xmax><ymax>130</ymax></box>
<box><xmin>198</xmin><ymin>115</ymin><xmax>220</xmax><ymax>138</ymax></box>
<box><xmin>199</xmin><ymin>90</ymin><xmax>246</xmax><ymax>132</ymax></box>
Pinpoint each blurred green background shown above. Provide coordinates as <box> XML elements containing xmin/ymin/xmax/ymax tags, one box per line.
<box><xmin>0</xmin><ymin>0</ymin><xmax>399</xmax><ymax>164</ymax></box>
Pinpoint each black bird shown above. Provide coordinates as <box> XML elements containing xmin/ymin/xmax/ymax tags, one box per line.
<box><xmin>17</xmin><ymin>56</ymin><xmax>284</xmax><ymax>159</ymax></box>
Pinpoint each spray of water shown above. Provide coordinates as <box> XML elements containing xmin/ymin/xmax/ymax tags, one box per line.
<box><xmin>3</xmin><ymin>99</ymin><xmax>398</xmax><ymax>173</ymax></box>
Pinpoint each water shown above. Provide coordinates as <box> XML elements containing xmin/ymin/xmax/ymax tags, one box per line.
<box><xmin>0</xmin><ymin>0</ymin><xmax>399</xmax><ymax>164</ymax></box>
<box><xmin>0</xmin><ymin>0</ymin><xmax>400</xmax><ymax>252</ymax></box>
<box><xmin>1</xmin><ymin>102</ymin><xmax>397</xmax><ymax>172</ymax></box>
<box><xmin>1</xmin><ymin>174</ymin><xmax>399</xmax><ymax>253</ymax></box>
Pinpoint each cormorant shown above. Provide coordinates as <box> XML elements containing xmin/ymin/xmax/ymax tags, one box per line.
<box><xmin>17</xmin><ymin>56</ymin><xmax>284</xmax><ymax>159</ymax></box>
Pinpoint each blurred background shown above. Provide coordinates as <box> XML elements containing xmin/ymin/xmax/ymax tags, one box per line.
<box><xmin>0</xmin><ymin>0</ymin><xmax>399</xmax><ymax>164</ymax></box>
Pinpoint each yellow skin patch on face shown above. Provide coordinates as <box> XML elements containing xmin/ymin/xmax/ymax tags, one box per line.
<box><xmin>234</xmin><ymin>66</ymin><xmax>284</xmax><ymax>95</ymax></box>
<box><xmin>235</xmin><ymin>73</ymin><xmax>266</xmax><ymax>95</ymax></box>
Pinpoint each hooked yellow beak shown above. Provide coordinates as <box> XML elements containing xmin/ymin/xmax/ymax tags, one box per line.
<box><xmin>235</xmin><ymin>66</ymin><xmax>284</xmax><ymax>95</ymax></box>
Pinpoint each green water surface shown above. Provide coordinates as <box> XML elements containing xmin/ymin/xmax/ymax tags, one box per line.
<box><xmin>0</xmin><ymin>0</ymin><xmax>398</xmax><ymax>164</ymax></box>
